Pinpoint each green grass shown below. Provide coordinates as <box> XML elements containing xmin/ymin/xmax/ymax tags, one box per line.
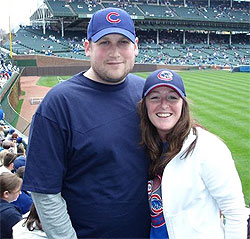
<box><xmin>36</xmin><ymin>76</ymin><xmax>71</xmax><ymax>87</ymax></box>
<box><xmin>12</xmin><ymin>99</ymin><xmax>24</xmax><ymax>127</ymax></box>
<box><xmin>35</xmin><ymin>70</ymin><xmax>250</xmax><ymax>203</ymax></box>
<box><xmin>16</xmin><ymin>99</ymin><xmax>24</xmax><ymax>114</ymax></box>
<box><xmin>182</xmin><ymin>70</ymin><xmax>250</xmax><ymax>204</ymax></box>
<box><xmin>137</xmin><ymin>70</ymin><xmax>250</xmax><ymax>204</ymax></box>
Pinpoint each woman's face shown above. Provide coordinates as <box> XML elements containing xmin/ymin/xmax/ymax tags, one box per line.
<box><xmin>145</xmin><ymin>86</ymin><xmax>183</xmax><ymax>141</ymax></box>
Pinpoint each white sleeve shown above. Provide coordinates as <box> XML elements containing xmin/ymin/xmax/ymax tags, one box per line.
<box><xmin>31</xmin><ymin>192</ymin><xmax>78</xmax><ymax>239</ymax></box>
<box><xmin>200</xmin><ymin>138</ymin><xmax>248</xmax><ymax>239</ymax></box>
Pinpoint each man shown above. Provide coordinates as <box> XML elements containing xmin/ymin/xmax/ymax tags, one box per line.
<box><xmin>23</xmin><ymin>7</ymin><xmax>150</xmax><ymax>239</ymax></box>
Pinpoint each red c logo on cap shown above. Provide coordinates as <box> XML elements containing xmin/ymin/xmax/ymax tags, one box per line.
<box><xmin>157</xmin><ymin>71</ymin><xmax>173</xmax><ymax>81</ymax></box>
<box><xmin>106</xmin><ymin>12</ymin><xmax>121</xmax><ymax>23</ymax></box>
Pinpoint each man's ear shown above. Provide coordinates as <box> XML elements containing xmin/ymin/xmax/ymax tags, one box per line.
<box><xmin>134</xmin><ymin>37</ymin><xmax>139</xmax><ymax>56</ymax></box>
<box><xmin>85</xmin><ymin>40</ymin><xmax>91</xmax><ymax>57</ymax></box>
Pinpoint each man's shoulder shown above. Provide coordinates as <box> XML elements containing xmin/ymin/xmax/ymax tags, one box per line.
<box><xmin>127</xmin><ymin>73</ymin><xmax>145</xmax><ymax>87</ymax></box>
<box><xmin>127</xmin><ymin>73</ymin><xmax>145</xmax><ymax>81</ymax></box>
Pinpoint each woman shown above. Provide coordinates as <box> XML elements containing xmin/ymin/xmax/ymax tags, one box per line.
<box><xmin>12</xmin><ymin>203</ymin><xmax>47</xmax><ymax>239</ymax></box>
<box><xmin>0</xmin><ymin>172</ymin><xmax>22</xmax><ymax>238</ymax></box>
<box><xmin>138</xmin><ymin>69</ymin><xmax>248</xmax><ymax>239</ymax></box>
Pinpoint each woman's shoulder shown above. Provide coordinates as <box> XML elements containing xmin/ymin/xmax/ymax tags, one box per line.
<box><xmin>194</xmin><ymin>127</ymin><xmax>233</xmax><ymax>163</ymax></box>
<box><xmin>195</xmin><ymin>127</ymin><xmax>227</xmax><ymax>148</ymax></box>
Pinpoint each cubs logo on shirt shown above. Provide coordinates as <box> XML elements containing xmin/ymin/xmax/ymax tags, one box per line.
<box><xmin>151</xmin><ymin>194</ymin><xmax>163</xmax><ymax>214</ymax></box>
<box><xmin>106</xmin><ymin>12</ymin><xmax>121</xmax><ymax>23</ymax></box>
<box><xmin>148</xmin><ymin>181</ymin><xmax>152</xmax><ymax>198</ymax></box>
<box><xmin>157</xmin><ymin>70</ymin><xmax>173</xmax><ymax>81</ymax></box>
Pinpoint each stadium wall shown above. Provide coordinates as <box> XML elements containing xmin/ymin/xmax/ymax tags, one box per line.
<box><xmin>0</xmin><ymin>71</ymin><xmax>30</xmax><ymax>139</ymax></box>
<box><xmin>3</xmin><ymin>55</ymin><xmax>197</xmax><ymax>135</ymax></box>
<box><xmin>13</xmin><ymin>55</ymin><xmax>198</xmax><ymax>76</ymax></box>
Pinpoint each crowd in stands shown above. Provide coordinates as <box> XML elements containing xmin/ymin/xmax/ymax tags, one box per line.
<box><xmin>1</xmin><ymin>1</ymin><xmax>249</xmax><ymax>67</ymax></box>
<box><xmin>136</xmin><ymin>30</ymin><xmax>250</xmax><ymax>66</ymax></box>
<box><xmin>0</xmin><ymin>54</ymin><xmax>20</xmax><ymax>89</ymax></box>
<box><xmin>0</xmin><ymin>107</ymin><xmax>45</xmax><ymax>238</ymax></box>
<box><xmin>138</xmin><ymin>41</ymin><xmax>250</xmax><ymax>66</ymax></box>
<box><xmin>5</xmin><ymin>25</ymin><xmax>250</xmax><ymax>68</ymax></box>
<box><xmin>2</xmin><ymin>0</ymin><xmax>249</xmax><ymax>67</ymax></box>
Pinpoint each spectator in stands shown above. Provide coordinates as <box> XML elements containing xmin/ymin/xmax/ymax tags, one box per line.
<box><xmin>0</xmin><ymin>126</ymin><xmax>5</xmax><ymax>142</ymax></box>
<box><xmin>2</xmin><ymin>140</ymin><xmax>12</xmax><ymax>150</ymax></box>
<box><xmin>5</xmin><ymin>128</ymin><xmax>16</xmax><ymax>141</ymax></box>
<box><xmin>15</xmin><ymin>166</ymin><xmax>25</xmax><ymax>178</ymax></box>
<box><xmin>0</xmin><ymin>152</ymin><xmax>16</xmax><ymax>174</ymax></box>
<box><xmin>0</xmin><ymin>105</ymin><xmax>5</xmax><ymax>121</ymax></box>
<box><xmin>3</xmin><ymin>130</ymin><xmax>18</xmax><ymax>154</ymax></box>
<box><xmin>16</xmin><ymin>142</ymin><xmax>26</xmax><ymax>156</ymax></box>
<box><xmin>0</xmin><ymin>148</ymin><xmax>9</xmax><ymax>166</ymax></box>
<box><xmin>12</xmin><ymin>203</ymin><xmax>47</xmax><ymax>239</ymax></box>
<box><xmin>138</xmin><ymin>69</ymin><xmax>248</xmax><ymax>239</ymax></box>
<box><xmin>23</xmin><ymin>7</ymin><xmax>150</xmax><ymax>239</ymax></box>
<box><xmin>11</xmin><ymin>132</ymin><xmax>19</xmax><ymax>141</ymax></box>
<box><xmin>11</xmin><ymin>166</ymin><xmax>33</xmax><ymax>215</ymax></box>
<box><xmin>13</xmin><ymin>155</ymin><xmax>26</xmax><ymax>172</ymax></box>
<box><xmin>0</xmin><ymin>172</ymin><xmax>22</xmax><ymax>239</ymax></box>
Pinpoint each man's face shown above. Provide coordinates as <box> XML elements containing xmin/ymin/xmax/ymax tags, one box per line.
<box><xmin>85</xmin><ymin>34</ymin><xmax>138</xmax><ymax>84</ymax></box>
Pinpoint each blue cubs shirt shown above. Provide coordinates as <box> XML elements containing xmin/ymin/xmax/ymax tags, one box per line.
<box><xmin>148</xmin><ymin>175</ymin><xmax>169</xmax><ymax>239</ymax></box>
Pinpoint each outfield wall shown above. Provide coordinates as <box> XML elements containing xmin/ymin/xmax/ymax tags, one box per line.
<box><xmin>0</xmin><ymin>71</ymin><xmax>30</xmax><ymax>138</ymax></box>
<box><xmin>2</xmin><ymin>55</ymin><xmax>198</xmax><ymax>136</ymax></box>
<box><xmin>14</xmin><ymin>55</ymin><xmax>198</xmax><ymax>76</ymax></box>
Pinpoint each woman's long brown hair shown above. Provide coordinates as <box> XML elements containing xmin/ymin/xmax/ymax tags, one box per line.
<box><xmin>24</xmin><ymin>204</ymin><xmax>43</xmax><ymax>231</ymax></box>
<box><xmin>138</xmin><ymin>97</ymin><xmax>201</xmax><ymax>178</ymax></box>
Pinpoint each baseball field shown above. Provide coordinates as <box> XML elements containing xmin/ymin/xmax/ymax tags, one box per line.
<box><xmin>36</xmin><ymin>69</ymin><xmax>250</xmax><ymax>204</ymax></box>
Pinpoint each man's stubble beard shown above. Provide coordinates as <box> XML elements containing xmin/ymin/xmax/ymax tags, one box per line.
<box><xmin>91</xmin><ymin>60</ymin><xmax>135</xmax><ymax>84</ymax></box>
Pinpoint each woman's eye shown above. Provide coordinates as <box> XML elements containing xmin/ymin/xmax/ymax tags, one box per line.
<box><xmin>168</xmin><ymin>95</ymin><xmax>179</xmax><ymax>101</ymax></box>
<box><xmin>150</xmin><ymin>96</ymin><xmax>159</xmax><ymax>100</ymax></box>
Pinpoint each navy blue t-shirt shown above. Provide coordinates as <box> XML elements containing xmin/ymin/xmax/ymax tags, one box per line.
<box><xmin>23</xmin><ymin>72</ymin><xmax>150</xmax><ymax>238</ymax></box>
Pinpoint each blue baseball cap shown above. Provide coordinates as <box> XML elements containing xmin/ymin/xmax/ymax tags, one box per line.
<box><xmin>16</xmin><ymin>137</ymin><xmax>23</xmax><ymax>143</ymax></box>
<box><xmin>143</xmin><ymin>69</ymin><xmax>186</xmax><ymax>98</ymax></box>
<box><xmin>87</xmin><ymin>8</ymin><xmax>136</xmax><ymax>43</ymax></box>
<box><xmin>14</xmin><ymin>155</ymin><xmax>26</xmax><ymax>171</ymax></box>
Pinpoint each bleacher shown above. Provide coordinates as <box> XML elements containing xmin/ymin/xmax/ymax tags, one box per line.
<box><xmin>70</xmin><ymin>1</ymin><xmax>102</xmax><ymax>16</ymax></box>
<box><xmin>226</xmin><ymin>9</ymin><xmax>250</xmax><ymax>22</ymax></box>
<box><xmin>45</xmin><ymin>0</ymin><xmax>76</xmax><ymax>17</ymax></box>
<box><xmin>2</xmin><ymin>0</ymin><xmax>249</xmax><ymax>67</ymax></box>
<box><xmin>170</xmin><ymin>6</ymin><xmax>205</xmax><ymax>20</ymax></box>
<box><xmin>3</xmin><ymin>25</ymin><xmax>249</xmax><ymax>67</ymax></box>
<box><xmin>198</xmin><ymin>7</ymin><xmax>232</xmax><ymax>21</ymax></box>
<box><xmin>138</xmin><ymin>4</ymin><xmax>173</xmax><ymax>18</ymax></box>
<box><xmin>3</xmin><ymin>42</ymin><xmax>31</xmax><ymax>55</ymax></box>
<box><xmin>15</xmin><ymin>29</ymin><xmax>68</xmax><ymax>53</ymax></box>
<box><xmin>102</xmin><ymin>2</ymin><xmax>144</xmax><ymax>17</ymax></box>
